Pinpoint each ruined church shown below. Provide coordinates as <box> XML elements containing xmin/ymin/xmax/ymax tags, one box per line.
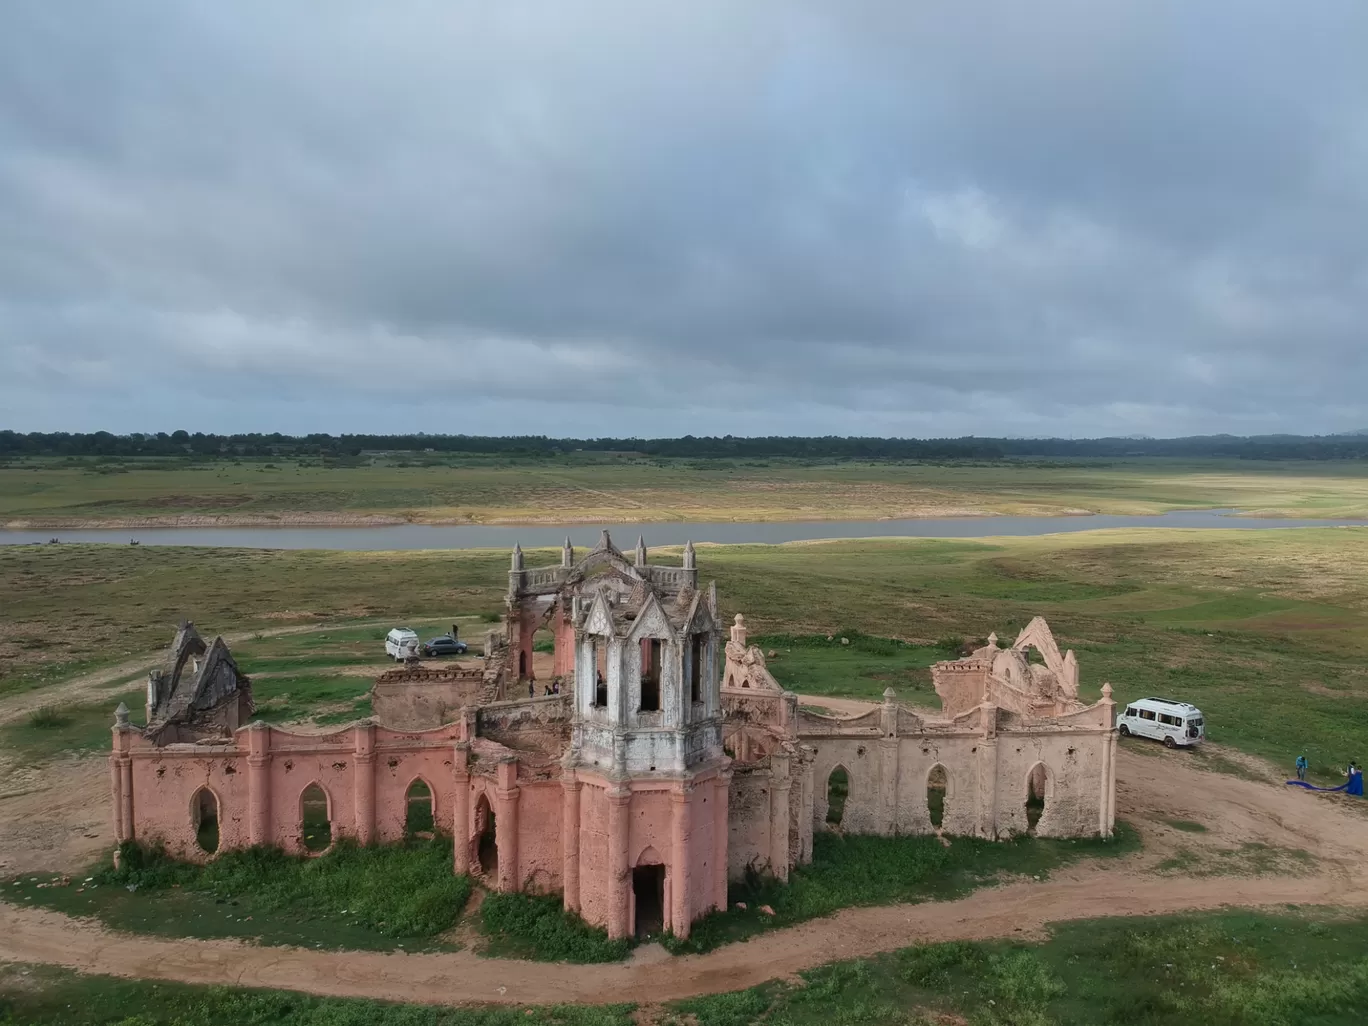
<box><xmin>111</xmin><ymin>534</ymin><xmax>1117</xmax><ymax>940</ymax></box>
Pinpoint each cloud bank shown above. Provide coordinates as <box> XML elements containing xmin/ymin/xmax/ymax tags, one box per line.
<box><xmin>2</xmin><ymin>1</ymin><xmax>1365</xmax><ymax>436</ymax></box>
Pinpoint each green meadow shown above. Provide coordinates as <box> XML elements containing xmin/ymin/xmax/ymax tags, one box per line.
<box><xmin>2</xmin><ymin>909</ymin><xmax>1366</xmax><ymax>1025</ymax></box>
<box><xmin>6</xmin><ymin>454</ymin><xmax>1368</xmax><ymax>524</ymax></box>
<box><xmin>4</xmin><ymin>527</ymin><xmax>1368</xmax><ymax>778</ymax></box>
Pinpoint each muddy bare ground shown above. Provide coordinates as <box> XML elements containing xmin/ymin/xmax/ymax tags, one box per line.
<box><xmin>2</xmin><ymin>738</ymin><xmax>1366</xmax><ymax>1006</ymax></box>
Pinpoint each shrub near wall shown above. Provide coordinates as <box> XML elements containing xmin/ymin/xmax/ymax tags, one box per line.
<box><xmin>99</xmin><ymin>835</ymin><xmax>471</xmax><ymax>943</ymax></box>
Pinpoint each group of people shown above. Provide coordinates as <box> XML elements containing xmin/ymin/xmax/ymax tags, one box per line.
<box><xmin>530</xmin><ymin>679</ymin><xmax>562</xmax><ymax>697</ymax></box>
<box><xmin>1295</xmin><ymin>753</ymin><xmax>1364</xmax><ymax>796</ymax></box>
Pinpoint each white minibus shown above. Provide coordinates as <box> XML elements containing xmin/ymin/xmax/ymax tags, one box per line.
<box><xmin>385</xmin><ymin>627</ymin><xmax>420</xmax><ymax>660</ymax></box>
<box><xmin>1116</xmin><ymin>697</ymin><xmax>1204</xmax><ymax>748</ymax></box>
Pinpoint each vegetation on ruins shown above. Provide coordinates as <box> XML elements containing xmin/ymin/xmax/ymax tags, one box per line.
<box><xmin>663</xmin><ymin>824</ymin><xmax>1139</xmax><ymax>955</ymax></box>
<box><xmin>4</xmin><ymin>909</ymin><xmax>1367</xmax><ymax>1025</ymax></box>
<box><xmin>3</xmin><ymin>837</ymin><xmax>472</xmax><ymax>952</ymax></box>
<box><xmin>478</xmin><ymin>892</ymin><xmax>633</xmax><ymax>963</ymax></box>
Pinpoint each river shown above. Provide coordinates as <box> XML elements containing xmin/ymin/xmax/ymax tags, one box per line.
<box><xmin>0</xmin><ymin>509</ymin><xmax>1361</xmax><ymax>550</ymax></box>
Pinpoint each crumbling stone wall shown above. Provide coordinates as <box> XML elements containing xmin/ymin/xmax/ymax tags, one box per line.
<box><xmin>370</xmin><ymin>666</ymin><xmax>485</xmax><ymax>729</ymax></box>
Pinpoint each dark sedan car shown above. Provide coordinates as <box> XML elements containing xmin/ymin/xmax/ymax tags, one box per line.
<box><xmin>421</xmin><ymin>635</ymin><xmax>469</xmax><ymax>657</ymax></box>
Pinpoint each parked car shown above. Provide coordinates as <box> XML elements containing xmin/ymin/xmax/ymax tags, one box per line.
<box><xmin>1116</xmin><ymin>697</ymin><xmax>1205</xmax><ymax>748</ymax></box>
<box><xmin>385</xmin><ymin>627</ymin><xmax>420</xmax><ymax>660</ymax></box>
<box><xmin>421</xmin><ymin>634</ymin><xmax>469</xmax><ymax>657</ymax></box>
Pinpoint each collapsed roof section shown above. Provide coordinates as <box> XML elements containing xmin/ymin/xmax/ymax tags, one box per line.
<box><xmin>144</xmin><ymin>621</ymin><xmax>254</xmax><ymax>744</ymax></box>
<box><xmin>931</xmin><ymin>616</ymin><xmax>1083</xmax><ymax>719</ymax></box>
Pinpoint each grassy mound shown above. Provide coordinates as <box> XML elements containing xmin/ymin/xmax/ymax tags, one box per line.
<box><xmin>8</xmin><ymin>836</ymin><xmax>471</xmax><ymax>951</ymax></box>
<box><xmin>479</xmin><ymin>892</ymin><xmax>632</xmax><ymax>963</ymax></box>
<box><xmin>666</xmin><ymin>821</ymin><xmax>1140</xmax><ymax>954</ymax></box>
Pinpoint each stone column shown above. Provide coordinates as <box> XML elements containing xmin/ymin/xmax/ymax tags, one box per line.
<box><xmin>879</xmin><ymin>688</ymin><xmax>900</xmax><ymax>834</ymax></box>
<box><xmin>769</xmin><ymin>753</ymin><xmax>792</xmax><ymax>881</ymax></box>
<box><xmin>352</xmin><ymin>722</ymin><xmax>376</xmax><ymax>845</ymax></box>
<box><xmin>669</xmin><ymin>785</ymin><xmax>692</xmax><ymax>937</ymax></box>
<box><xmin>452</xmin><ymin>743</ymin><xmax>471</xmax><ymax>875</ymax></box>
<box><xmin>712</xmin><ymin>771</ymin><xmax>730</xmax><ymax>911</ymax></box>
<box><xmin>1098</xmin><ymin>683</ymin><xmax>1117</xmax><ymax>838</ymax></box>
<box><xmin>246</xmin><ymin>722</ymin><xmax>271</xmax><ymax>846</ymax></box>
<box><xmin>110</xmin><ymin>709</ymin><xmax>132</xmax><ymax>842</ymax></box>
<box><xmin>607</xmin><ymin>785</ymin><xmax>633</xmax><ymax>939</ymax></box>
<box><xmin>562</xmin><ymin>777</ymin><xmax>583</xmax><ymax>912</ymax></box>
<box><xmin>494</xmin><ymin>758</ymin><xmax>521</xmax><ymax>892</ymax></box>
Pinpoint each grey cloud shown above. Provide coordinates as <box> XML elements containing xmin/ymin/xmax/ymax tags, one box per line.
<box><xmin>1</xmin><ymin>0</ymin><xmax>1366</xmax><ymax>437</ymax></box>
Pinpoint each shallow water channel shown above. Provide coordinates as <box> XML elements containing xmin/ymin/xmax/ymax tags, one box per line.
<box><xmin>1</xmin><ymin>509</ymin><xmax>1362</xmax><ymax>550</ymax></box>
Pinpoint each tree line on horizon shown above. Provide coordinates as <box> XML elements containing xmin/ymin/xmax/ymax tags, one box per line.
<box><xmin>3</xmin><ymin>429</ymin><xmax>1368</xmax><ymax>461</ymax></box>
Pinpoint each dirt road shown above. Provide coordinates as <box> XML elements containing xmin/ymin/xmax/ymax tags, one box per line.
<box><xmin>3</xmin><ymin>745</ymin><xmax>1366</xmax><ymax>1006</ymax></box>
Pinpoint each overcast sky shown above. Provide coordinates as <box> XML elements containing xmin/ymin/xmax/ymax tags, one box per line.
<box><xmin>2</xmin><ymin>2</ymin><xmax>1366</xmax><ymax>438</ymax></box>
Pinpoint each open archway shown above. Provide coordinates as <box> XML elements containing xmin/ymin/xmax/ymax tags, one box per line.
<box><xmin>405</xmin><ymin>778</ymin><xmax>435</xmax><ymax>836</ymax></box>
<box><xmin>191</xmin><ymin>787</ymin><xmax>219</xmax><ymax>854</ymax></box>
<box><xmin>300</xmin><ymin>783</ymin><xmax>331</xmax><ymax>853</ymax></box>
<box><xmin>826</xmin><ymin>766</ymin><xmax>850</xmax><ymax>828</ymax></box>
<box><xmin>632</xmin><ymin>847</ymin><xmax>665</xmax><ymax>938</ymax></box>
<box><xmin>926</xmin><ymin>764</ymin><xmax>948</xmax><ymax>830</ymax></box>
<box><xmin>474</xmin><ymin>793</ymin><xmax>497</xmax><ymax>877</ymax></box>
<box><xmin>1025</xmin><ymin>762</ymin><xmax>1052</xmax><ymax>835</ymax></box>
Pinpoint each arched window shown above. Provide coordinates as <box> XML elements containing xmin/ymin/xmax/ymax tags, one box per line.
<box><xmin>640</xmin><ymin>638</ymin><xmax>662</xmax><ymax>712</ymax></box>
<box><xmin>300</xmin><ymin>783</ymin><xmax>332</xmax><ymax>853</ymax></box>
<box><xmin>474</xmin><ymin>793</ymin><xmax>497</xmax><ymax>877</ymax></box>
<box><xmin>926</xmin><ymin>764</ymin><xmax>948</xmax><ymax>830</ymax></box>
<box><xmin>826</xmin><ymin>766</ymin><xmax>849</xmax><ymax>827</ymax></box>
<box><xmin>405</xmin><ymin>778</ymin><xmax>434</xmax><ymax>836</ymax></box>
<box><xmin>191</xmin><ymin>787</ymin><xmax>219</xmax><ymax>854</ymax></box>
<box><xmin>1025</xmin><ymin>762</ymin><xmax>1051</xmax><ymax>835</ymax></box>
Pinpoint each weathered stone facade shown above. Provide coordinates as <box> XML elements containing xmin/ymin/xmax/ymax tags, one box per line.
<box><xmin>113</xmin><ymin>539</ymin><xmax>1116</xmax><ymax>942</ymax></box>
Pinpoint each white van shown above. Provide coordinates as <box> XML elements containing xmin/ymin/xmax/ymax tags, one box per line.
<box><xmin>1116</xmin><ymin>697</ymin><xmax>1205</xmax><ymax>748</ymax></box>
<box><xmin>385</xmin><ymin>627</ymin><xmax>420</xmax><ymax>660</ymax></box>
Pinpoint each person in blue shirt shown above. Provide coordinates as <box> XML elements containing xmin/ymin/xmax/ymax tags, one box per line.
<box><xmin>1295</xmin><ymin>754</ymin><xmax>1308</xmax><ymax>781</ymax></box>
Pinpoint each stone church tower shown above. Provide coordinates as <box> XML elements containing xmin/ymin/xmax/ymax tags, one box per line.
<box><xmin>558</xmin><ymin>532</ymin><xmax>730</xmax><ymax>939</ymax></box>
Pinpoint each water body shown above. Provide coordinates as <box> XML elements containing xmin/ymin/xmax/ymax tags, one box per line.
<box><xmin>0</xmin><ymin>510</ymin><xmax>1361</xmax><ymax>550</ymax></box>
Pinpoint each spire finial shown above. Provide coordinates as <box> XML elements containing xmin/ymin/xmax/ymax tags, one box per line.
<box><xmin>598</xmin><ymin>529</ymin><xmax>611</xmax><ymax>551</ymax></box>
<box><xmin>114</xmin><ymin>702</ymin><xmax>129</xmax><ymax>727</ymax></box>
<box><xmin>511</xmin><ymin>543</ymin><xmax>524</xmax><ymax>571</ymax></box>
<box><xmin>683</xmin><ymin>539</ymin><xmax>696</xmax><ymax>570</ymax></box>
<box><xmin>562</xmin><ymin>536</ymin><xmax>573</xmax><ymax>567</ymax></box>
<box><xmin>635</xmin><ymin>535</ymin><xmax>647</xmax><ymax>566</ymax></box>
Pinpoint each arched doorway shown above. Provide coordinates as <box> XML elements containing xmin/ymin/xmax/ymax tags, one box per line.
<box><xmin>926</xmin><ymin>764</ymin><xmax>948</xmax><ymax>830</ymax></box>
<box><xmin>826</xmin><ymin>766</ymin><xmax>849</xmax><ymax>828</ymax></box>
<box><xmin>632</xmin><ymin>847</ymin><xmax>665</xmax><ymax>938</ymax></box>
<box><xmin>300</xmin><ymin>783</ymin><xmax>331</xmax><ymax>853</ymax></box>
<box><xmin>1025</xmin><ymin>763</ymin><xmax>1051</xmax><ymax>835</ymax></box>
<box><xmin>405</xmin><ymin>778</ymin><xmax>434</xmax><ymax>836</ymax></box>
<box><xmin>474</xmin><ymin>793</ymin><xmax>498</xmax><ymax>877</ymax></box>
<box><xmin>191</xmin><ymin>787</ymin><xmax>219</xmax><ymax>854</ymax></box>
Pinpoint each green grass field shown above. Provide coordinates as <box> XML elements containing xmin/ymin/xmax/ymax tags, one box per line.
<box><xmin>3</xmin><ymin>909</ymin><xmax>1365</xmax><ymax>1025</ymax></box>
<box><xmin>6</xmin><ymin>454</ymin><xmax>1368</xmax><ymax>525</ymax></box>
<box><xmin>4</xmin><ymin>527</ymin><xmax>1368</xmax><ymax>779</ymax></box>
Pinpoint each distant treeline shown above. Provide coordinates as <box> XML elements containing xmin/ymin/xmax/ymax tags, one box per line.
<box><xmin>4</xmin><ymin>430</ymin><xmax>1368</xmax><ymax>461</ymax></box>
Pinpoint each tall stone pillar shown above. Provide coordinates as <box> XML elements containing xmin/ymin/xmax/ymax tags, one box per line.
<box><xmin>669</xmin><ymin>786</ymin><xmax>692</xmax><ymax>937</ymax></box>
<box><xmin>712</xmin><ymin>772</ymin><xmax>730</xmax><ymax>911</ymax></box>
<box><xmin>607</xmin><ymin>785</ymin><xmax>632</xmax><ymax>938</ymax></box>
<box><xmin>769</xmin><ymin>753</ymin><xmax>792</xmax><ymax>881</ymax></box>
<box><xmin>352</xmin><ymin>722</ymin><xmax>376</xmax><ymax>845</ymax></box>
<box><xmin>110</xmin><ymin>707</ymin><xmax>133</xmax><ymax>842</ymax></box>
<box><xmin>879</xmin><ymin>688</ymin><xmax>900</xmax><ymax>834</ymax></box>
<box><xmin>246</xmin><ymin>722</ymin><xmax>272</xmax><ymax>846</ymax></box>
<box><xmin>452</xmin><ymin>743</ymin><xmax>471</xmax><ymax>875</ymax></box>
<box><xmin>494</xmin><ymin>758</ymin><xmax>521</xmax><ymax>892</ymax></box>
<box><xmin>977</xmin><ymin>700</ymin><xmax>999</xmax><ymax>839</ymax></box>
<box><xmin>1098</xmin><ymin>683</ymin><xmax>1117</xmax><ymax>838</ymax></box>
<box><xmin>562</xmin><ymin>777</ymin><xmax>583</xmax><ymax>912</ymax></box>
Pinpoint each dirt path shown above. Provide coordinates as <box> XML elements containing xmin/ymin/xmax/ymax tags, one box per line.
<box><xmin>4</xmin><ymin>747</ymin><xmax>1367</xmax><ymax>1006</ymax></box>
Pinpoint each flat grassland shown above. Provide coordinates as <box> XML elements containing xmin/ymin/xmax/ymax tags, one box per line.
<box><xmin>6</xmin><ymin>455</ymin><xmax>1368</xmax><ymax>525</ymax></box>
<box><xmin>3</xmin><ymin>527</ymin><xmax>1367</xmax><ymax>777</ymax></box>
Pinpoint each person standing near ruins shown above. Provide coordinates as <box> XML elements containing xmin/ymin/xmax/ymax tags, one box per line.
<box><xmin>1296</xmin><ymin>754</ymin><xmax>1308</xmax><ymax>781</ymax></box>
